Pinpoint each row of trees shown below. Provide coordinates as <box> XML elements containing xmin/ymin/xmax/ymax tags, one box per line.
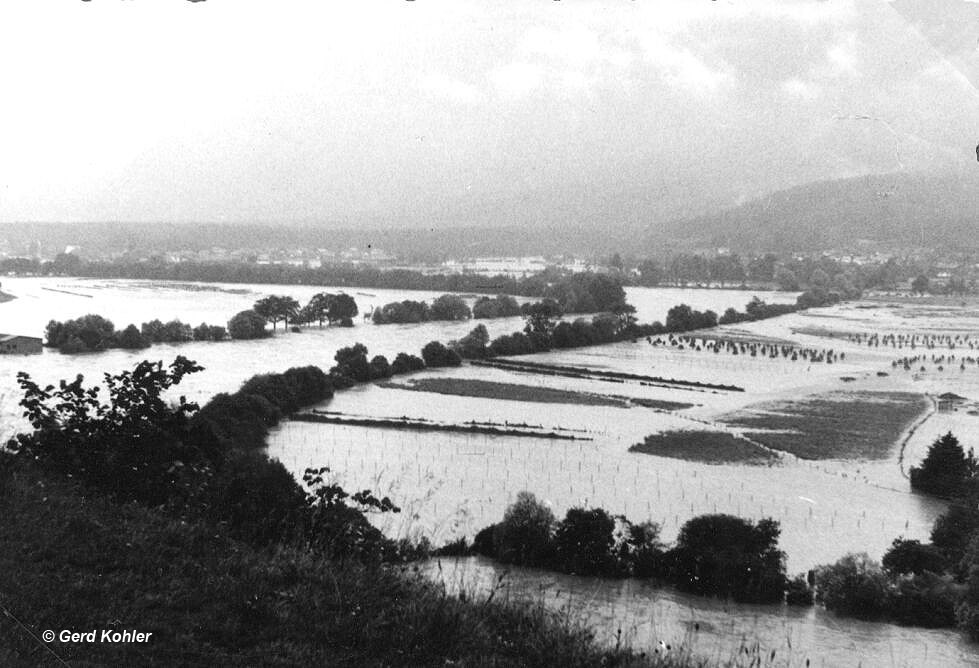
<box><xmin>372</xmin><ymin>294</ymin><xmax>471</xmax><ymax>324</ymax></box>
<box><xmin>468</xmin><ymin>492</ymin><xmax>798</xmax><ymax>604</ymax></box>
<box><xmin>45</xmin><ymin>315</ymin><xmax>228</xmax><ymax>353</ymax></box>
<box><xmin>253</xmin><ymin>292</ymin><xmax>358</xmax><ymax>330</ymax></box>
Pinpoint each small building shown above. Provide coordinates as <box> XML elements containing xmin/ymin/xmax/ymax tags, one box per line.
<box><xmin>0</xmin><ymin>334</ymin><xmax>42</xmax><ymax>355</ymax></box>
<box><xmin>937</xmin><ymin>392</ymin><xmax>967</xmax><ymax>412</ymax></box>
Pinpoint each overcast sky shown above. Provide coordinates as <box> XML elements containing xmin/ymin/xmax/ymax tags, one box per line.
<box><xmin>1</xmin><ymin>0</ymin><xmax>977</xmax><ymax>225</ymax></box>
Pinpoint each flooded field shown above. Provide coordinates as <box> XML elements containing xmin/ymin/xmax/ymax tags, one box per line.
<box><xmin>3</xmin><ymin>277</ymin><xmax>979</xmax><ymax>665</ymax></box>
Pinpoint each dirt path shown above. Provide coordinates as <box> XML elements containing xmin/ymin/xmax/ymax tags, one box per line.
<box><xmin>898</xmin><ymin>394</ymin><xmax>938</xmax><ymax>479</ymax></box>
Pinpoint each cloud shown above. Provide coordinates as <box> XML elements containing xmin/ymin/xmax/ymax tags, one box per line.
<box><xmin>419</xmin><ymin>73</ymin><xmax>481</xmax><ymax>105</ymax></box>
<box><xmin>488</xmin><ymin>63</ymin><xmax>545</xmax><ymax>98</ymax></box>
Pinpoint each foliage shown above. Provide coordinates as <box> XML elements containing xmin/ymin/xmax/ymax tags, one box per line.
<box><xmin>421</xmin><ymin>340</ymin><xmax>462</xmax><ymax>367</ymax></box>
<box><xmin>883</xmin><ymin>538</ymin><xmax>950</xmax><ymax>576</ymax></box>
<box><xmin>665</xmin><ymin>304</ymin><xmax>717</xmax><ymax>332</ymax></box>
<box><xmin>117</xmin><ymin>323</ymin><xmax>150</xmax><ymax>349</ymax></box>
<box><xmin>372</xmin><ymin>299</ymin><xmax>430</xmax><ymax>324</ymax></box>
<box><xmin>492</xmin><ymin>492</ymin><xmax>555</xmax><ymax>566</ymax></box>
<box><xmin>553</xmin><ymin>507</ymin><xmax>617</xmax><ymax>576</ymax></box>
<box><xmin>452</xmin><ymin>323</ymin><xmax>491</xmax><ymax>359</ymax></box>
<box><xmin>931</xmin><ymin>502</ymin><xmax>979</xmax><ymax>566</ymax></box>
<box><xmin>45</xmin><ymin>314</ymin><xmax>116</xmax><ymax>352</ymax></box>
<box><xmin>390</xmin><ymin>352</ymin><xmax>426</xmax><ymax>375</ymax></box>
<box><xmin>227</xmin><ymin>309</ymin><xmax>270</xmax><ymax>339</ymax></box>
<box><xmin>910</xmin><ymin>432</ymin><xmax>978</xmax><ymax>499</ymax></box>
<box><xmin>666</xmin><ymin>514</ymin><xmax>787</xmax><ymax>603</ymax></box>
<box><xmin>8</xmin><ymin>357</ymin><xmax>206</xmax><ymax>506</ymax></box>
<box><xmin>815</xmin><ymin>553</ymin><xmax>892</xmax><ymax>619</ymax></box>
<box><xmin>332</xmin><ymin>343</ymin><xmax>371</xmax><ymax>382</ymax></box>
<box><xmin>253</xmin><ymin>295</ymin><xmax>301</xmax><ymax>330</ymax></box>
<box><xmin>472</xmin><ymin>294</ymin><xmax>521</xmax><ymax>319</ymax></box>
<box><xmin>429</xmin><ymin>293</ymin><xmax>472</xmax><ymax>321</ymax></box>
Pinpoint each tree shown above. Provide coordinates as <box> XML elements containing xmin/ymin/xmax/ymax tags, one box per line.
<box><xmin>452</xmin><ymin>324</ymin><xmax>490</xmax><ymax>359</ymax></box>
<box><xmin>912</xmin><ymin>274</ymin><xmax>931</xmax><ymax>295</ymax></box>
<box><xmin>117</xmin><ymin>324</ymin><xmax>150</xmax><ymax>349</ymax></box>
<box><xmin>333</xmin><ymin>343</ymin><xmax>371</xmax><ymax>383</ymax></box>
<box><xmin>882</xmin><ymin>538</ymin><xmax>949</xmax><ymax>576</ymax></box>
<box><xmin>369</xmin><ymin>355</ymin><xmax>391</xmax><ymax>380</ymax></box>
<box><xmin>910</xmin><ymin>432</ymin><xmax>977</xmax><ymax>499</ymax></box>
<box><xmin>328</xmin><ymin>293</ymin><xmax>358</xmax><ymax>324</ymax></box>
<box><xmin>637</xmin><ymin>259</ymin><xmax>664</xmax><ymax>286</ymax></box>
<box><xmin>228</xmin><ymin>310</ymin><xmax>270</xmax><ymax>340</ymax></box>
<box><xmin>667</xmin><ymin>514</ymin><xmax>787</xmax><ymax>603</ymax></box>
<box><xmin>553</xmin><ymin>507</ymin><xmax>616</xmax><ymax>576</ymax></box>
<box><xmin>421</xmin><ymin>340</ymin><xmax>461</xmax><ymax>367</ymax></box>
<box><xmin>814</xmin><ymin>553</ymin><xmax>891</xmax><ymax>619</ymax></box>
<box><xmin>390</xmin><ymin>352</ymin><xmax>425</xmax><ymax>375</ymax></box>
<box><xmin>522</xmin><ymin>299</ymin><xmax>563</xmax><ymax>337</ymax></box>
<box><xmin>931</xmin><ymin>502</ymin><xmax>979</xmax><ymax>565</ymax></box>
<box><xmin>254</xmin><ymin>295</ymin><xmax>300</xmax><ymax>331</ymax></box>
<box><xmin>492</xmin><ymin>491</ymin><xmax>555</xmax><ymax>566</ymax></box>
<box><xmin>774</xmin><ymin>266</ymin><xmax>800</xmax><ymax>291</ymax></box>
<box><xmin>429</xmin><ymin>294</ymin><xmax>471</xmax><ymax>321</ymax></box>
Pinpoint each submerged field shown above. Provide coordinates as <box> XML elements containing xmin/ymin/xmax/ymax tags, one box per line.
<box><xmin>630</xmin><ymin>430</ymin><xmax>778</xmax><ymax>465</ymax></box>
<box><xmin>381</xmin><ymin>377</ymin><xmax>694</xmax><ymax>410</ymax></box>
<box><xmin>721</xmin><ymin>391</ymin><xmax>930</xmax><ymax>460</ymax></box>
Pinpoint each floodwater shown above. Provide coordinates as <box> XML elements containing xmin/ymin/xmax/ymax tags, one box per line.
<box><xmin>1</xmin><ymin>276</ymin><xmax>978</xmax><ymax>666</ymax></box>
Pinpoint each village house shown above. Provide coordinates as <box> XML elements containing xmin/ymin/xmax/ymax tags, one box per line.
<box><xmin>0</xmin><ymin>334</ymin><xmax>43</xmax><ymax>355</ymax></box>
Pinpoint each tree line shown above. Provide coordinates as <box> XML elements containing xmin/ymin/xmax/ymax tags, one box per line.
<box><xmin>451</xmin><ymin>491</ymin><xmax>809</xmax><ymax>606</ymax></box>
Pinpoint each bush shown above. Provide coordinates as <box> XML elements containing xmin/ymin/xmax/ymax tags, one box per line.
<box><xmin>883</xmin><ymin>538</ymin><xmax>949</xmax><ymax>576</ymax></box>
<box><xmin>429</xmin><ymin>294</ymin><xmax>471</xmax><ymax>321</ymax></box>
<box><xmin>390</xmin><ymin>352</ymin><xmax>425</xmax><ymax>375</ymax></box>
<box><xmin>492</xmin><ymin>492</ymin><xmax>554</xmax><ymax>566</ymax></box>
<box><xmin>228</xmin><ymin>310</ymin><xmax>270</xmax><ymax>339</ymax></box>
<box><xmin>785</xmin><ymin>574</ymin><xmax>814</xmax><ymax>605</ymax></box>
<box><xmin>931</xmin><ymin>502</ymin><xmax>979</xmax><ymax>566</ymax></box>
<box><xmin>116</xmin><ymin>324</ymin><xmax>150</xmax><ymax>349</ymax></box>
<box><xmin>814</xmin><ymin>553</ymin><xmax>891</xmax><ymax>619</ymax></box>
<box><xmin>667</xmin><ymin>514</ymin><xmax>786</xmax><ymax>603</ymax></box>
<box><xmin>553</xmin><ymin>507</ymin><xmax>616</xmax><ymax>576</ymax></box>
<box><xmin>452</xmin><ymin>324</ymin><xmax>490</xmax><ymax>359</ymax></box>
<box><xmin>472</xmin><ymin>294</ymin><xmax>521</xmax><ymax>319</ymax></box>
<box><xmin>421</xmin><ymin>340</ymin><xmax>461</xmax><ymax>367</ymax></box>
<box><xmin>369</xmin><ymin>355</ymin><xmax>391</xmax><ymax>380</ymax></box>
<box><xmin>45</xmin><ymin>314</ymin><xmax>116</xmax><ymax>352</ymax></box>
<box><xmin>372</xmin><ymin>300</ymin><xmax>429</xmax><ymax>324</ymax></box>
<box><xmin>333</xmin><ymin>343</ymin><xmax>371</xmax><ymax>383</ymax></box>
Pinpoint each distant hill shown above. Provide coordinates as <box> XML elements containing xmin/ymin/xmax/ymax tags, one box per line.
<box><xmin>657</xmin><ymin>171</ymin><xmax>979</xmax><ymax>253</ymax></box>
<box><xmin>4</xmin><ymin>171</ymin><xmax>978</xmax><ymax>260</ymax></box>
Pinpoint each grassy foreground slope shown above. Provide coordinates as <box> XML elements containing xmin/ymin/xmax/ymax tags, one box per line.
<box><xmin>0</xmin><ymin>461</ymin><xmax>700</xmax><ymax>668</ymax></box>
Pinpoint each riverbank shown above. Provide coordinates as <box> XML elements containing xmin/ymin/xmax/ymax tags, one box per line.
<box><xmin>0</xmin><ymin>460</ymin><xmax>699</xmax><ymax>667</ymax></box>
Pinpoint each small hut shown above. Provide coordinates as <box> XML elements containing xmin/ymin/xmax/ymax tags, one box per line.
<box><xmin>937</xmin><ymin>392</ymin><xmax>967</xmax><ymax>412</ymax></box>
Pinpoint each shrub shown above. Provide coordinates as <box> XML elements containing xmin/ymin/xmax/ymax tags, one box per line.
<box><xmin>883</xmin><ymin>538</ymin><xmax>950</xmax><ymax>576</ymax></box>
<box><xmin>117</xmin><ymin>324</ymin><xmax>150</xmax><ymax>349</ymax></box>
<box><xmin>492</xmin><ymin>492</ymin><xmax>554</xmax><ymax>566</ymax></box>
<box><xmin>421</xmin><ymin>341</ymin><xmax>461</xmax><ymax>367</ymax></box>
<box><xmin>472</xmin><ymin>294</ymin><xmax>521</xmax><ymax>319</ymax></box>
<box><xmin>667</xmin><ymin>514</ymin><xmax>786</xmax><ymax>603</ymax></box>
<box><xmin>785</xmin><ymin>574</ymin><xmax>814</xmax><ymax>606</ymax></box>
<box><xmin>553</xmin><ymin>507</ymin><xmax>616</xmax><ymax>576</ymax></box>
<box><xmin>931</xmin><ymin>502</ymin><xmax>979</xmax><ymax>565</ymax></box>
<box><xmin>228</xmin><ymin>310</ymin><xmax>270</xmax><ymax>339</ymax></box>
<box><xmin>390</xmin><ymin>352</ymin><xmax>425</xmax><ymax>375</ymax></box>
<box><xmin>429</xmin><ymin>294</ymin><xmax>471</xmax><ymax>321</ymax></box>
<box><xmin>814</xmin><ymin>553</ymin><xmax>891</xmax><ymax>619</ymax></box>
<box><xmin>369</xmin><ymin>355</ymin><xmax>391</xmax><ymax>380</ymax></box>
<box><xmin>333</xmin><ymin>343</ymin><xmax>371</xmax><ymax>383</ymax></box>
<box><xmin>452</xmin><ymin>324</ymin><xmax>490</xmax><ymax>359</ymax></box>
<box><xmin>45</xmin><ymin>314</ymin><xmax>116</xmax><ymax>352</ymax></box>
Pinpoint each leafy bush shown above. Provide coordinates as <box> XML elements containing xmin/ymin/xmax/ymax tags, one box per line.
<box><xmin>472</xmin><ymin>294</ymin><xmax>521</xmax><ymax>319</ymax></box>
<box><xmin>493</xmin><ymin>492</ymin><xmax>555</xmax><ymax>566</ymax></box>
<box><xmin>553</xmin><ymin>507</ymin><xmax>616</xmax><ymax>576</ymax></box>
<box><xmin>429</xmin><ymin>294</ymin><xmax>472</xmax><ymax>321</ymax></box>
<box><xmin>372</xmin><ymin>299</ymin><xmax>429</xmax><ymax>324</ymax></box>
<box><xmin>666</xmin><ymin>514</ymin><xmax>786</xmax><ymax>603</ymax></box>
<box><xmin>815</xmin><ymin>553</ymin><xmax>891</xmax><ymax>619</ymax></box>
<box><xmin>369</xmin><ymin>355</ymin><xmax>392</xmax><ymax>380</ymax></box>
<box><xmin>45</xmin><ymin>314</ymin><xmax>116</xmax><ymax>352</ymax></box>
<box><xmin>391</xmin><ymin>352</ymin><xmax>426</xmax><ymax>375</ymax></box>
<box><xmin>883</xmin><ymin>538</ymin><xmax>949</xmax><ymax>576</ymax></box>
<box><xmin>116</xmin><ymin>324</ymin><xmax>150</xmax><ymax>349</ymax></box>
<box><xmin>452</xmin><ymin>324</ymin><xmax>490</xmax><ymax>359</ymax></box>
<box><xmin>421</xmin><ymin>340</ymin><xmax>462</xmax><ymax>367</ymax></box>
<box><xmin>8</xmin><ymin>357</ymin><xmax>206</xmax><ymax>506</ymax></box>
<box><xmin>227</xmin><ymin>309</ymin><xmax>270</xmax><ymax>339</ymax></box>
